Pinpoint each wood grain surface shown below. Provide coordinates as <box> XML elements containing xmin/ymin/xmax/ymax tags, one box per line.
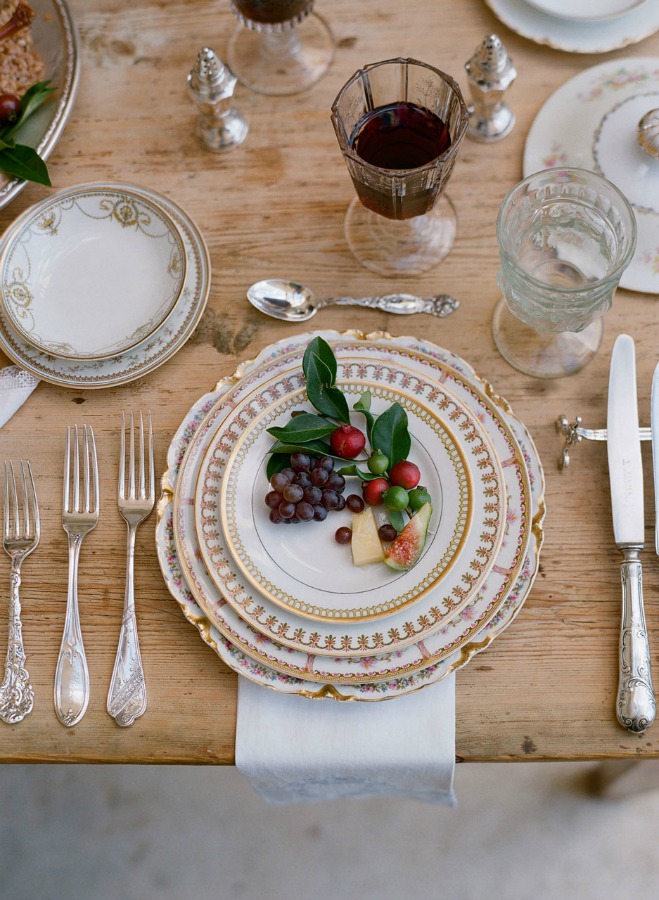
<box><xmin>1</xmin><ymin>0</ymin><xmax>658</xmax><ymax>763</ymax></box>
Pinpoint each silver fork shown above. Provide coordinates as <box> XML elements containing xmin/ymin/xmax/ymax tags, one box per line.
<box><xmin>0</xmin><ymin>461</ymin><xmax>39</xmax><ymax>724</ymax></box>
<box><xmin>107</xmin><ymin>411</ymin><xmax>154</xmax><ymax>727</ymax></box>
<box><xmin>54</xmin><ymin>425</ymin><xmax>99</xmax><ymax>728</ymax></box>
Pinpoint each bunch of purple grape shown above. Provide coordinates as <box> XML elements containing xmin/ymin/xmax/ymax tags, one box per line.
<box><xmin>265</xmin><ymin>452</ymin><xmax>347</xmax><ymax>524</ymax></box>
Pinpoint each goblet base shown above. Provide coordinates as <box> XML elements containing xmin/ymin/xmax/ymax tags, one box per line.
<box><xmin>344</xmin><ymin>194</ymin><xmax>457</xmax><ymax>277</ymax></box>
<box><xmin>492</xmin><ymin>296</ymin><xmax>604</xmax><ymax>379</ymax></box>
<box><xmin>228</xmin><ymin>12</ymin><xmax>334</xmax><ymax>96</ymax></box>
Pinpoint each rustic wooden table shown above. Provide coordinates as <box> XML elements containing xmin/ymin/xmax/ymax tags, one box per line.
<box><xmin>1</xmin><ymin>0</ymin><xmax>658</xmax><ymax>764</ymax></box>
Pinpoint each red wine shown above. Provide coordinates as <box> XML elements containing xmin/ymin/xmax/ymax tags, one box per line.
<box><xmin>348</xmin><ymin>102</ymin><xmax>452</xmax><ymax>219</ymax></box>
<box><xmin>351</xmin><ymin>102</ymin><xmax>451</xmax><ymax>170</ymax></box>
<box><xmin>232</xmin><ymin>0</ymin><xmax>312</xmax><ymax>24</ymax></box>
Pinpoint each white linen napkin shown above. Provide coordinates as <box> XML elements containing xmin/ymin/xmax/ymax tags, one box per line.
<box><xmin>0</xmin><ymin>366</ymin><xmax>39</xmax><ymax>427</ymax></box>
<box><xmin>235</xmin><ymin>673</ymin><xmax>456</xmax><ymax>805</ymax></box>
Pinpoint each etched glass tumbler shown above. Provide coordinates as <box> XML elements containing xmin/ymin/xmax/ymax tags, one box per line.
<box><xmin>228</xmin><ymin>0</ymin><xmax>333</xmax><ymax>96</ymax></box>
<box><xmin>331</xmin><ymin>58</ymin><xmax>469</xmax><ymax>277</ymax></box>
<box><xmin>493</xmin><ymin>167</ymin><xmax>637</xmax><ymax>378</ymax></box>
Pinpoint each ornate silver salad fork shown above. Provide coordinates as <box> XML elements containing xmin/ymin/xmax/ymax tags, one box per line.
<box><xmin>0</xmin><ymin>460</ymin><xmax>39</xmax><ymax>724</ymax></box>
<box><xmin>54</xmin><ymin>425</ymin><xmax>99</xmax><ymax>728</ymax></box>
<box><xmin>107</xmin><ymin>411</ymin><xmax>154</xmax><ymax>727</ymax></box>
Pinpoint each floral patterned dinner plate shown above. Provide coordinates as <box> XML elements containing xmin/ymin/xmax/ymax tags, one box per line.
<box><xmin>0</xmin><ymin>185</ymin><xmax>186</xmax><ymax>359</ymax></box>
<box><xmin>156</xmin><ymin>332</ymin><xmax>545</xmax><ymax>698</ymax></box>
<box><xmin>524</xmin><ymin>58</ymin><xmax>659</xmax><ymax>293</ymax></box>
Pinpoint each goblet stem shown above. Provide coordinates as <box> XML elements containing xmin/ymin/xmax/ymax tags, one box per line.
<box><xmin>491</xmin><ymin>296</ymin><xmax>604</xmax><ymax>379</ymax></box>
<box><xmin>227</xmin><ymin>11</ymin><xmax>333</xmax><ymax>96</ymax></box>
<box><xmin>344</xmin><ymin>194</ymin><xmax>458</xmax><ymax>277</ymax></box>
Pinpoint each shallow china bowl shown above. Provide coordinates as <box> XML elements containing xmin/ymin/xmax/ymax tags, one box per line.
<box><xmin>0</xmin><ymin>185</ymin><xmax>187</xmax><ymax>360</ymax></box>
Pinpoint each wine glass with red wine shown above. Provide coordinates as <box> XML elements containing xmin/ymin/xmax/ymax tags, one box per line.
<box><xmin>228</xmin><ymin>0</ymin><xmax>334</xmax><ymax>96</ymax></box>
<box><xmin>331</xmin><ymin>58</ymin><xmax>469</xmax><ymax>276</ymax></box>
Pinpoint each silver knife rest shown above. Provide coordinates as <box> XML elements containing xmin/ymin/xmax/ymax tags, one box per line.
<box><xmin>556</xmin><ymin>414</ymin><xmax>652</xmax><ymax>471</ymax></box>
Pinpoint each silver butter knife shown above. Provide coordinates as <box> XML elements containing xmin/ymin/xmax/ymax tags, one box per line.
<box><xmin>652</xmin><ymin>362</ymin><xmax>659</xmax><ymax>556</ymax></box>
<box><xmin>607</xmin><ymin>334</ymin><xmax>656</xmax><ymax>733</ymax></box>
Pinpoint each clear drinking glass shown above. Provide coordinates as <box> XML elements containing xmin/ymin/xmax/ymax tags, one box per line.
<box><xmin>331</xmin><ymin>57</ymin><xmax>469</xmax><ymax>277</ymax></box>
<box><xmin>228</xmin><ymin>0</ymin><xmax>334</xmax><ymax>96</ymax></box>
<box><xmin>493</xmin><ymin>167</ymin><xmax>637</xmax><ymax>378</ymax></box>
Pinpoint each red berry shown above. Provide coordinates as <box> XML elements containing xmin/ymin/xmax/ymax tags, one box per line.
<box><xmin>0</xmin><ymin>93</ymin><xmax>20</xmax><ymax>125</ymax></box>
<box><xmin>362</xmin><ymin>477</ymin><xmax>390</xmax><ymax>506</ymax></box>
<box><xmin>329</xmin><ymin>425</ymin><xmax>366</xmax><ymax>459</ymax></box>
<box><xmin>389</xmin><ymin>460</ymin><xmax>420</xmax><ymax>490</ymax></box>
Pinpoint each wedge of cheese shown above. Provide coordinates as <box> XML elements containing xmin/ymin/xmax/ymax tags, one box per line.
<box><xmin>351</xmin><ymin>507</ymin><xmax>384</xmax><ymax>567</ymax></box>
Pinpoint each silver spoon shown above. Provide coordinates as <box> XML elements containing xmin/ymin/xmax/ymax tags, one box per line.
<box><xmin>247</xmin><ymin>279</ymin><xmax>459</xmax><ymax>321</ymax></box>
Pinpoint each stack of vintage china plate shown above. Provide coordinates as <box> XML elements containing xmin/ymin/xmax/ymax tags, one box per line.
<box><xmin>0</xmin><ymin>182</ymin><xmax>210</xmax><ymax>388</ymax></box>
<box><xmin>484</xmin><ymin>0</ymin><xmax>658</xmax><ymax>54</ymax></box>
<box><xmin>156</xmin><ymin>331</ymin><xmax>545</xmax><ymax>701</ymax></box>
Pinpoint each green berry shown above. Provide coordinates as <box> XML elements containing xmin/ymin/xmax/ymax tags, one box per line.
<box><xmin>383</xmin><ymin>485</ymin><xmax>409</xmax><ymax>511</ymax></box>
<box><xmin>408</xmin><ymin>485</ymin><xmax>432</xmax><ymax>512</ymax></box>
<box><xmin>367</xmin><ymin>449</ymin><xmax>389</xmax><ymax>475</ymax></box>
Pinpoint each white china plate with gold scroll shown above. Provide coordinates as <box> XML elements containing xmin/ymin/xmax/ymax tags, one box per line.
<box><xmin>194</xmin><ymin>366</ymin><xmax>504</xmax><ymax>643</ymax></box>
<box><xmin>484</xmin><ymin>0</ymin><xmax>659</xmax><ymax>53</ymax></box>
<box><xmin>1</xmin><ymin>185</ymin><xmax>187</xmax><ymax>359</ymax></box>
<box><xmin>0</xmin><ymin>182</ymin><xmax>209</xmax><ymax>388</ymax></box>
<box><xmin>0</xmin><ymin>0</ymin><xmax>80</xmax><ymax>209</ymax></box>
<box><xmin>156</xmin><ymin>333</ymin><xmax>544</xmax><ymax>696</ymax></box>
<box><xmin>524</xmin><ymin>58</ymin><xmax>659</xmax><ymax>294</ymax></box>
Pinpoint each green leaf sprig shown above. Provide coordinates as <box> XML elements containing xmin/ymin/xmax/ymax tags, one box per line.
<box><xmin>0</xmin><ymin>81</ymin><xmax>57</xmax><ymax>186</ymax></box>
<box><xmin>265</xmin><ymin>338</ymin><xmax>426</xmax><ymax>534</ymax></box>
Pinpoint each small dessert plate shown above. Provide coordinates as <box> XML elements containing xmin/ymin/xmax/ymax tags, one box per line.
<box><xmin>0</xmin><ymin>185</ymin><xmax>187</xmax><ymax>360</ymax></box>
<box><xmin>525</xmin><ymin>0</ymin><xmax>646</xmax><ymax>23</ymax></box>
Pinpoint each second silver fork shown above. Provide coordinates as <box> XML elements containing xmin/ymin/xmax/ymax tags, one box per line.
<box><xmin>54</xmin><ymin>425</ymin><xmax>99</xmax><ymax>728</ymax></box>
<box><xmin>107</xmin><ymin>411</ymin><xmax>154</xmax><ymax>727</ymax></box>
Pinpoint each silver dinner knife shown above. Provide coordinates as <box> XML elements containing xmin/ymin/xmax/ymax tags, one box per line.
<box><xmin>652</xmin><ymin>362</ymin><xmax>659</xmax><ymax>556</ymax></box>
<box><xmin>607</xmin><ymin>334</ymin><xmax>656</xmax><ymax>733</ymax></box>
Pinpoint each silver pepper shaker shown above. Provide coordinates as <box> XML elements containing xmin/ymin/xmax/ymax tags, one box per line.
<box><xmin>187</xmin><ymin>47</ymin><xmax>248</xmax><ymax>153</ymax></box>
<box><xmin>464</xmin><ymin>35</ymin><xmax>516</xmax><ymax>143</ymax></box>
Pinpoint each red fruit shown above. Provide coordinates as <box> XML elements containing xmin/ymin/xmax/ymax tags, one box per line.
<box><xmin>329</xmin><ymin>424</ymin><xmax>366</xmax><ymax>459</ymax></box>
<box><xmin>362</xmin><ymin>477</ymin><xmax>390</xmax><ymax>506</ymax></box>
<box><xmin>0</xmin><ymin>93</ymin><xmax>19</xmax><ymax>125</ymax></box>
<box><xmin>389</xmin><ymin>460</ymin><xmax>421</xmax><ymax>490</ymax></box>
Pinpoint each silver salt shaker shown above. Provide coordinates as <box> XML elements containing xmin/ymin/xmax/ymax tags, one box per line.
<box><xmin>464</xmin><ymin>35</ymin><xmax>516</xmax><ymax>143</ymax></box>
<box><xmin>187</xmin><ymin>47</ymin><xmax>248</xmax><ymax>153</ymax></box>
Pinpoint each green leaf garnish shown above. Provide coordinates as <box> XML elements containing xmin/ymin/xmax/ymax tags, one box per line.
<box><xmin>0</xmin><ymin>80</ymin><xmax>57</xmax><ymax>186</ymax></box>
<box><xmin>371</xmin><ymin>403</ymin><xmax>411</xmax><ymax>468</ymax></box>
<box><xmin>0</xmin><ymin>144</ymin><xmax>51</xmax><ymax>186</ymax></box>
<box><xmin>337</xmin><ymin>464</ymin><xmax>380</xmax><ymax>481</ymax></box>
<box><xmin>388</xmin><ymin>508</ymin><xmax>406</xmax><ymax>533</ymax></box>
<box><xmin>302</xmin><ymin>337</ymin><xmax>350</xmax><ymax>424</ymax></box>
<box><xmin>353</xmin><ymin>391</ymin><xmax>375</xmax><ymax>444</ymax></box>
<box><xmin>267</xmin><ymin>413</ymin><xmax>335</xmax><ymax>444</ymax></box>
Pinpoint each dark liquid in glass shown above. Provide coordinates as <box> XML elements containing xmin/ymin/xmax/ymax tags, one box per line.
<box><xmin>349</xmin><ymin>101</ymin><xmax>452</xmax><ymax>219</ymax></box>
<box><xmin>232</xmin><ymin>0</ymin><xmax>312</xmax><ymax>24</ymax></box>
<box><xmin>351</xmin><ymin>101</ymin><xmax>451</xmax><ymax>169</ymax></box>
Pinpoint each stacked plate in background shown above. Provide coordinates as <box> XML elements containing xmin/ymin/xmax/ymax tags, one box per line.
<box><xmin>157</xmin><ymin>331</ymin><xmax>545</xmax><ymax>702</ymax></box>
<box><xmin>484</xmin><ymin>0</ymin><xmax>658</xmax><ymax>54</ymax></box>
<box><xmin>0</xmin><ymin>182</ymin><xmax>210</xmax><ymax>388</ymax></box>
